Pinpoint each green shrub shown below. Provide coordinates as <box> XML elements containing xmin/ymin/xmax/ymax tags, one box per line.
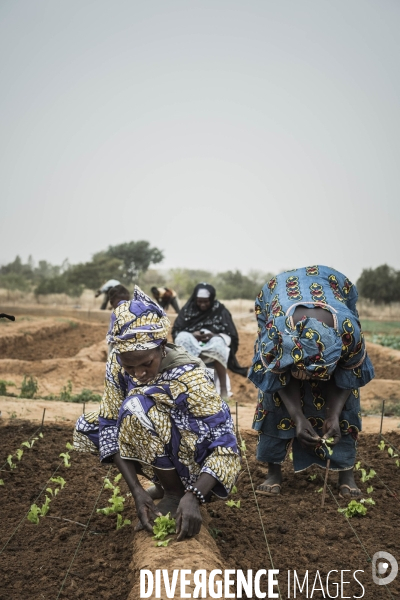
<box><xmin>20</xmin><ymin>376</ymin><xmax>38</xmax><ymax>398</ymax></box>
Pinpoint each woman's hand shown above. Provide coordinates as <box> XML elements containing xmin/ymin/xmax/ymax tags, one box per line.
<box><xmin>133</xmin><ymin>487</ymin><xmax>162</xmax><ymax>533</ymax></box>
<box><xmin>321</xmin><ymin>416</ymin><xmax>341</xmax><ymax>446</ymax></box>
<box><xmin>175</xmin><ymin>492</ymin><xmax>202</xmax><ymax>541</ymax></box>
<box><xmin>296</xmin><ymin>417</ymin><xmax>321</xmax><ymax>449</ymax></box>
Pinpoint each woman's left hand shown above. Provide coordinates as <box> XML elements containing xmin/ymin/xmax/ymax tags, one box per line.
<box><xmin>321</xmin><ymin>416</ymin><xmax>341</xmax><ymax>446</ymax></box>
<box><xmin>175</xmin><ymin>493</ymin><xmax>202</xmax><ymax>541</ymax></box>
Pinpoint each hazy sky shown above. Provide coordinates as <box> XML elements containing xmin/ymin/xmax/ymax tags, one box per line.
<box><xmin>1</xmin><ymin>0</ymin><xmax>399</xmax><ymax>283</ymax></box>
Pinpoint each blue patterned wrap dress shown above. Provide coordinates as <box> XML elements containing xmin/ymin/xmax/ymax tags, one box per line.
<box><xmin>248</xmin><ymin>266</ymin><xmax>374</xmax><ymax>472</ymax></box>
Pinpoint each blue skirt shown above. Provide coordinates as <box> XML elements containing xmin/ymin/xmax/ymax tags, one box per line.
<box><xmin>253</xmin><ymin>381</ymin><xmax>361</xmax><ymax>472</ymax></box>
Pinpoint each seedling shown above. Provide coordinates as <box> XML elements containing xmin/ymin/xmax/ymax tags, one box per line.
<box><xmin>289</xmin><ymin>451</ymin><xmax>293</xmax><ymax>461</ymax></box>
<box><xmin>360</xmin><ymin>497</ymin><xmax>375</xmax><ymax>506</ymax></box>
<box><xmin>209</xmin><ymin>528</ymin><xmax>222</xmax><ymax>539</ymax></box>
<box><xmin>59</xmin><ymin>452</ymin><xmax>71</xmax><ymax>468</ymax></box>
<box><xmin>359</xmin><ymin>468</ymin><xmax>376</xmax><ymax>483</ymax></box>
<box><xmin>50</xmin><ymin>476</ymin><xmax>66</xmax><ymax>489</ymax></box>
<box><xmin>15</xmin><ymin>449</ymin><xmax>23</xmax><ymax>461</ymax></box>
<box><xmin>116</xmin><ymin>514</ymin><xmax>131</xmax><ymax>530</ymax></box>
<box><xmin>27</xmin><ymin>496</ymin><xmax>52</xmax><ymax>524</ymax></box>
<box><xmin>39</xmin><ymin>432</ymin><xmax>43</xmax><ymax>439</ymax></box>
<box><xmin>240</xmin><ymin>440</ymin><xmax>247</xmax><ymax>453</ymax></box>
<box><xmin>0</xmin><ymin>479</ymin><xmax>4</xmax><ymax>486</ymax></box>
<box><xmin>226</xmin><ymin>500</ymin><xmax>241</xmax><ymax>508</ymax></box>
<box><xmin>152</xmin><ymin>513</ymin><xmax>176</xmax><ymax>547</ymax></box>
<box><xmin>378</xmin><ymin>440</ymin><xmax>385</xmax><ymax>451</ymax></box>
<box><xmin>388</xmin><ymin>447</ymin><xmax>398</xmax><ymax>458</ymax></box>
<box><xmin>46</xmin><ymin>487</ymin><xmax>59</xmax><ymax>497</ymax></box>
<box><xmin>65</xmin><ymin>442</ymin><xmax>74</xmax><ymax>450</ymax></box>
<box><xmin>308</xmin><ymin>474</ymin><xmax>317</xmax><ymax>481</ymax></box>
<box><xmin>97</xmin><ymin>474</ymin><xmax>127</xmax><ymax>523</ymax></box>
<box><xmin>338</xmin><ymin>500</ymin><xmax>367</xmax><ymax>518</ymax></box>
<box><xmin>321</xmin><ymin>437</ymin><xmax>334</xmax><ymax>456</ymax></box>
<box><xmin>316</xmin><ymin>487</ymin><xmax>323</xmax><ymax>493</ymax></box>
<box><xmin>354</xmin><ymin>461</ymin><xmax>361</xmax><ymax>471</ymax></box>
<box><xmin>20</xmin><ymin>375</ymin><xmax>38</xmax><ymax>399</ymax></box>
<box><xmin>367</xmin><ymin>486</ymin><xmax>374</xmax><ymax>494</ymax></box>
<box><xmin>396</xmin><ymin>460</ymin><xmax>400</xmax><ymax>468</ymax></box>
<box><xmin>7</xmin><ymin>455</ymin><xmax>16</xmax><ymax>470</ymax></box>
<box><xmin>231</xmin><ymin>485</ymin><xmax>238</xmax><ymax>494</ymax></box>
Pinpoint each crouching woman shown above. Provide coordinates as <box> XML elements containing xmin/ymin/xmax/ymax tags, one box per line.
<box><xmin>73</xmin><ymin>287</ymin><xmax>240</xmax><ymax>540</ymax></box>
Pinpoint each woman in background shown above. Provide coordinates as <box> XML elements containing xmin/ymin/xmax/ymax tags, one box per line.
<box><xmin>172</xmin><ymin>283</ymin><xmax>248</xmax><ymax>399</ymax></box>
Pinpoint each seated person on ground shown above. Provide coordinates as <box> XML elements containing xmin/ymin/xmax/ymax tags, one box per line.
<box><xmin>151</xmin><ymin>286</ymin><xmax>180</xmax><ymax>313</ymax></box>
<box><xmin>248</xmin><ymin>266</ymin><xmax>374</xmax><ymax>498</ymax></box>
<box><xmin>74</xmin><ymin>287</ymin><xmax>240</xmax><ymax>540</ymax></box>
<box><xmin>172</xmin><ymin>283</ymin><xmax>248</xmax><ymax>399</ymax></box>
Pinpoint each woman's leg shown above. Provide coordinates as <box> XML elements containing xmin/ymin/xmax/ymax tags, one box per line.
<box><xmin>338</xmin><ymin>468</ymin><xmax>362</xmax><ymax>498</ymax></box>
<box><xmin>213</xmin><ymin>360</ymin><xmax>228</xmax><ymax>398</ymax></box>
<box><xmin>151</xmin><ymin>467</ymin><xmax>186</xmax><ymax>515</ymax></box>
<box><xmin>257</xmin><ymin>463</ymin><xmax>282</xmax><ymax>495</ymax></box>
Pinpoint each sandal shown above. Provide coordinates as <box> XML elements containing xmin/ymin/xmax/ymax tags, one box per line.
<box><xmin>255</xmin><ymin>483</ymin><xmax>281</xmax><ymax>496</ymax></box>
<box><xmin>339</xmin><ymin>484</ymin><xmax>363</xmax><ymax>500</ymax></box>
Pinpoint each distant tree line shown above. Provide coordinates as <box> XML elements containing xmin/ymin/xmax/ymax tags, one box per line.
<box><xmin>4</xmin><ymin>251</ymin><xmax>396</xmax><ymax>303</ymax></box>
<box><xmin>356</xmin><ymin>264</ymin><xmax>400</xmax><ymax>304</ymax></box>
<box><xmin>0</xmin><ymin>241</ymin><xmax>163</xmax><ymax>297</ymax></box>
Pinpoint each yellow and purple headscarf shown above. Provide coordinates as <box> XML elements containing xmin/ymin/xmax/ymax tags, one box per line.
<box><xmin>107</xmin><ymin>286</ymin><xmax>170</xmax><ymax>353</ymax></box>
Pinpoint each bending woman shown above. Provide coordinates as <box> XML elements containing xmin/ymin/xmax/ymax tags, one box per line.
<box><xmin>172</xmin><ymin>283</ymin><xmax>248</xmax><ymax>398</ymax></box>
<box><xmin>248</xmin><ymin>266</ymin><xmax>374</xmax><ymax>498</ymax></box>
<box><xmin>74</xmin><ymin>287</ymin><xmax>240</xmax><ymax>539</ymax></box>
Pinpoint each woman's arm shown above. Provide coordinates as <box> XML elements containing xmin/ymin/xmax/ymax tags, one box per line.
<box><xmin>278</xmin><ymin>378</ymin><xmax>321</xmax><ymax>448</ymax></box>
<box><xmin>175</xmin><ymin>473</ymin><xmax>217</xmax><ymax>541</ymax></box>
<box><xmin>321</xmin><ymin>380</ymin><xmax>351</xmax><ymax>444</ymax></box>
<box><xmin>113</xmin><ymin>452</ymin><xmax>161</xmax><ymax>532</ymax></box>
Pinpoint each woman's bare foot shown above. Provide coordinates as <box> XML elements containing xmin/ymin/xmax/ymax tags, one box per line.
<box><xmin>145</xmin><ymin>484</ymin><xmax>164</xmax><ymax>500</ymax></box>
<box><xmin>338</xmin><ymin>468</ymin><xmax>362</xmax><ymax>499</ymax></box>
<box><xmin>155</xmin><ymin>494</ymin><xmax>183</xmax><ymax>517</ymax></box>
<box><xmin>256</xmin><ymin>463</ymin><xmax>282</xmax><ymax>495</ymax></box>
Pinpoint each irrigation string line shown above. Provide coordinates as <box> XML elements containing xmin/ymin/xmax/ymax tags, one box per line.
<box><xmin>55</xmin><ymin>466</ymin><xmax>112</xmax><ymax>600</ymax></box>
<box><xmin>325</xmin><ymin>483</ymin><xmax>396</xmax><ymax>600</ymax></box>
<box><xmin>237</xmin><ymin>429</ymin><xmax>283</xmax><ymax>600</ymax></box>
<box><xmin>0</xmin><ymin>462</ymin><xmax>62</xmax><ymax>555</ymax></box>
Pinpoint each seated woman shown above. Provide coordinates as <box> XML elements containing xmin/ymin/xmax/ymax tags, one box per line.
<box><xmin>248</xmin><ymin>266</ymin><xmax>374</xmax><ymax>498</ymax></box>
<box><xmin>172</xmin><ymin>283</ymin><xmax>248</xmax><ymax>399</ymax></box>
<box><xmin>74</xmin><ymin>287</ymin><xmax>240</xmax><ymax>540</ymax></box>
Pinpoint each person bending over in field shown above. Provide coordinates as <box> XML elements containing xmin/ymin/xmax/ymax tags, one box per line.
<box><xmin>172</xmin><ymin>283</ymin><xmax>248</xmax><ymax>399</ymax></box>
<box><xmin>248</xmin><ymin>266</ymin><xmax>374</xmax><ymax>499</ymax></box>
<box><xmin>151</xmin><ymin>286</ymin><xmax>180</xmax><ymax>313</ymax></box>
<box><xmin>74</xmin><ymin>287</ymin><xmax>240</xmax><ymax>540</ymax></box>
<box><xmin>95</xmin><ymin>279</ymin><xmax>121</xmax><ymax>310</ymax></box>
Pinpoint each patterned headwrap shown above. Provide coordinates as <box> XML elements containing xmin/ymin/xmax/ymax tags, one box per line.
<box><xmin>107</xmin><ymin>286</ymin><xmax>170</xmax><ymax>353</ymax></box>
<box><xmin>260</xmin><ymin>315</ymin><xmax>344</xmax><ymax>380</ymax></box>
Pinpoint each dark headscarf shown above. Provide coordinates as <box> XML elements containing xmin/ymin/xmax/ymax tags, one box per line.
<box><xmin>172</xmin><ymin>283</ymin><xmax>248</xmax><ymax>376</ymax></box>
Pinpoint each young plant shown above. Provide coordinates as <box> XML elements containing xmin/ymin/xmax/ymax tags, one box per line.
<box><xmin>231</xmin><ymin>485</ymin><xmax>238</xmax><ymax>494</ymax></box>
<box><xmin>0</xmin><ymin>479</ymin><xmax>4</xmax><ymax>486</ymax></box>
<box><xmin>152</xmin><ymin>513</ymin><xmax>176</xmax><ymax>546</ymax></box>
<box><xmin>388</xmin><ymin>447</ymin><xmax>398</xmax><ymax>458</ymax></box>
<box><xmin>27</xmin><ymin>495</ymin><xmax>52</xmax><ymax>524</ymax></box>
<box><xmin>378</xmin><ymin>440</ymin><xmax>385</xmax><ymax>451</ymax></box>
<box><xmin>359</xmin><ymin>468</ymin><xmax>376</xmax><ymax>483</ymax></box>
<box><xmin>321</xmin><ymin>437</ymin><xmax>334</xmax><ymax>456</ymax></box>
<box><xmin>97</xmin><ymin>474</ymin><xmax>127</xmax><ymax>524</ymax></box>
<box><xmin>308</xmin><ymin>474</ymin><xmax>317</xmax><ymax>481</ymax></box>
<box><xmin>7</xmin><ymin>455</ymin><xmax>16</xmax><ymax>470</ymax></box>
<box><xmin>65</xmin><ymin>442</ymin><xmax>74</xmax><ymax>450</ymax></box>
<box><xmin>360</xmin><ymin>497</ymin><xmax>375</xmax><ymax>506</ymax></box>
<box><xmin>116</xmin><ymin>514</ymin><xmax>131</xmax><ymax>530</ymax></box>
<box><xmin>59</xmin><ymin>452</ymin><xmax>71</xmax><ymax>468</ymax></box>
<box><xmin>15</xmin><ymin>449</ymin><xmax>24</xmax><ymax>461</ymax></box>
<box><xmin>240</xmin><ymin>439</ymin><xmax>247</xmax><ymax>453</ymax></box>
<box><xmin>50</xmin><ymin>476</ymin><xmax>66</xmax><ymax>489</ymax></box>
<box><xmin>338</xmin><ymin>500</ymin><xmax>368</xmax><ymax>518</ymax></box>
<box><xmin>354</xmin><ymin>461</ymin><xmax>361</xmax><ymax>471</ymax></box>
<box><xmin>367</xmin><ymin>486</ymin><xmax>374</xmax><ymax>494</ymax></box>
<box><xmin>226</xmin><ymin>500</ymin><xmax>241</xmax><ymax>508</ymax></box>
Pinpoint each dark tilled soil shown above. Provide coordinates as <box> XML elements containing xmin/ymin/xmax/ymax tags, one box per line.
<box><xmin>1</xmin><ymin>322</ymin><xmax>106</xmax><ymax>361</ymax></box>
<box><xmin>206</xmin><ymin>431</ymin><xmax>400</xmax><ymax>600</ymax></box>
<box><xmin>2</xmin><ymin>422</ymin><xmax>399</xmax><ymax>600</ymax></box>
<box><xmin>0</xmin><ymin>421</ymin><xmax>137</xmax><ymax>600</ymax></box>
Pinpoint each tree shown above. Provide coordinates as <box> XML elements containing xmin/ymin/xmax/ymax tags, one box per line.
<box><xmin>356</xmin><ymin>264</ymin><xmax>400</xmax><ymax>304</ymax></box>
<box><xmin>104</xmin><ymin>241</ymin><xmax>164</xmax><ymax>280</ymax></box>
